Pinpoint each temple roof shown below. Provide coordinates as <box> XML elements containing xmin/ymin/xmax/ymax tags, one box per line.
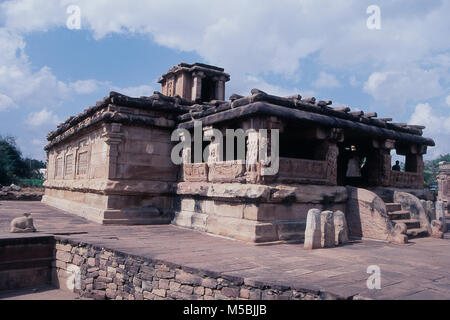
<box><xmin>158</xmin><ymin>62</ymin><xmax>230</xmax><ymax>83</ymax></box>
<box><xmin>45</xmin><ymin>88</ymin><xmax>435</xmax><ymax>149</ymax></box>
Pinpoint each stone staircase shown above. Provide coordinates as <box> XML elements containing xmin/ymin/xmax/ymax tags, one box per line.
<box><xmin>385</xmin><ymin>203</ymin><xmax>428</xmax><ymax>239</ymax></box>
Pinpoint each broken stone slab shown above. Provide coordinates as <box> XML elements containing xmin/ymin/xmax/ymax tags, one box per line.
<box><xmin>421</xmin><ymin>200</ymin><xmax>435</xmax><ymax>222</ymax></box>
<box><xmin>436</xmin><ymin>201</ymin><xmax>447</xmax><ymax>233</ymax></box>
<box><xmin>10</xmin><ymin>213</ymin><xmax>37</xmax><ymax>233</ymax></box>
<box><xmin>321</xmin><ymin>211</ymin><xmax>335</xmax><ymax>248</ymax></box>
<box><xmin>304</xmin><ymin>209</ymin><xmax>322</xmax><ymax>250</ymax></box>
<box><xmin>431</xmin><ymin>220</ymin><xmax>444</xmax><ymax>239</ymax></box>
<box><xmin>333</xmin><ymin>210</ymin><xmax>349</xmax><ymax>245</ymax></box>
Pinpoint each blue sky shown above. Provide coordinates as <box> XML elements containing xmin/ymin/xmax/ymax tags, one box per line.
<box><xmin>0</xmin><ymin>0</ymin><xmax>448</xmax><ymax>161</ymax></box>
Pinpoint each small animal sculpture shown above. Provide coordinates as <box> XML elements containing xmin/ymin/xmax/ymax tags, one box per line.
<box><xmin>10</xmin><ymin>213</ymin><xmax>36</xmax><ymax>233</ymax></box>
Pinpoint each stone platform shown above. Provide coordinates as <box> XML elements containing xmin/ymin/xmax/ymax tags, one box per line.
<box><xmin>2</xmin><ymin>201</ymin><xmax>450</xmax><ymax>300</ymax></box>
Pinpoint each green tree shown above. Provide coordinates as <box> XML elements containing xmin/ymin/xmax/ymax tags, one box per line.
<box><xmin>0</xmin><ymin>135</ymin><xmax>46</xmax><ymax>185</ymax></box>
<box><xmin>424</xmin><ymin>154</ymin><xmax>450</xmax><ymax>189</ymax></box>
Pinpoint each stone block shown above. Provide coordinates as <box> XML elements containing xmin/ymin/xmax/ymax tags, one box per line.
<box><xmin>142</xmin><ymin>280</ymin><xmax>153</xmax><ymax>292</ymax></box>
<box><xmin>194</xmin><ymin>286</ymin><xmax>205</xmax><ymax>295</ymax></box>
<box><xmin>436</xmin><ymin>201</ymin><xmax>447</xmax><ymax>232</ymax></box>
<box><xmin>152</xmin><ymin>288</ymin><xmax>167</xmax><ymax>297</ymax></box>
<box><xmin>321</xmin><ymin>211</ymin><xmax>335</xmax><ymax>248</ymax></box>
<box><xmin>175</xmin><ymin>270</ymin><xmax>203</xmax><ymax>286</ymax></box>
<box><xmin>159</xmin><ymin>279</ymin><xmax>170</xmax><ymax>290</ymax></box>
<box><xmin>169</xmin><ymin>281</ymin><xmax>181</xmax><ymax>291</ymax></box>
<box><xmin>221</xmin><ymin>286</ymin><xmax>240</xmax><ymax>298</ymax></box>
<box><xmin>56</xmin><ymin>251</ymin><xmax>73</xmax><ymax>263</ymax></box>
<box><xmin>180</xmin><ymin>285</ymin><xmax>194</xmax><ymax>294</ymax></box>
<box><xmin>56</xmin><ymin>243</ymin><xmax>72</xmax><ymax>252</ymax></box>
<box><xmin>304</xmin><ymin>209</ymin><xmax>321</xmax><ymax>250</ymax></box>
<box><xmin>201</xmin><ymin>278</ymin><xmax>218</xmax><ymax>289</ymax></box>
<box><xmin>333</xmin><ymin>210</ymin><xmax>349</xmax><ymax>245</ymax></box>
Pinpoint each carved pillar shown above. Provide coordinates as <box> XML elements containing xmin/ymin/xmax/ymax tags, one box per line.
<box><xmin>203</xmin><ymin>126</ymin><xmax>222</xmax><ymax>163</ymax></box>
<box><xmin>323</xmin><ymin>128</ymin><xmax>343</xmax><ymax>186</ymax></box>
<box><xmin>102</xmin><ymin>123</ymin><xmax>123</xmax><ymax>180</ymax></box>
<box><xmin>180</xmin><ymin>132</ymin><xmax>191</xmax><ymax>164</ymax></box>
<box><xmin>245</xmin><ymin>130</ymin><xmax>260</xmax><ymax>183</ymax></box>
<box><xmin>368</xmin><ymin>139</ymin><xmax>395</xmax><ymax>187</ymax></box>
<box><xmin>214</xmin><ymin>76</ymin><xmax>226</xmax><ymax>101</ymax></box>
<box><xmin>191</xmin><ymin>71</ymin><xmax>205</xmax><ymax>102</ymax></box>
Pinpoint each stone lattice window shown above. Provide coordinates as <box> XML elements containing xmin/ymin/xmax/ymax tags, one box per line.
<box><xmin>77</xmin><ymin>152</ymin><xmax>88</xmax><ymax>175</ymax></box>
<box><xmin>55</xmin><ymin>157</ymin><xmax>63</xmax><ymax>177</ymax></box>
<box><xmin>65</xmin><ymin>154</ymin><xmax>74</xmax><ymax>176</ymax></box>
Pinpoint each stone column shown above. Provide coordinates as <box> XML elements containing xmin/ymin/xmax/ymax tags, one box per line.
<box><xmin>102</xmin><ymin>123</ymin><xmax>123</xmax><ymax>180</ymax></box>
<box><xmin>214</xmin><ymin>76</ymin><xmax>226</xmax><ymax>101</ymax></box>
<box><xmin>191</xmin><ymin>71</ymin><xmax>205</xmax><ymax>102</ymax></box>
<box><xmin>368</xmin><ymin>139</ymin><xmax>395</xmax><ymax>187</ymax></box>
<box><xmin>203</xmin><ymin>126</ymin><xmax>222</xmax><ymax>163</ymax></box>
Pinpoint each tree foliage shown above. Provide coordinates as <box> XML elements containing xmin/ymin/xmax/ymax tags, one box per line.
<box><xmin>424</xmin><ymin>154</ymin><xmax>450</xmax><ymax>189</ymax></box>
<box><xmin>0</xmin><ymin>135</ymin><xmax>46</xmax><ymax>186</ymax></box>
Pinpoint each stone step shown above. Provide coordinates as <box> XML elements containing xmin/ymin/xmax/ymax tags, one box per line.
<box><xmin>392</xmin><ymin>219</ymin><xmax>421</xmax><ymax>229</ymax></box>
<box><xmin>388</xmin><ymin>210</ymin><xmax>410</xmax><ymax>220</ymax></box>
<box><xmin>386</xmin><ymin>203</ymin><xmax>402</xmax><ymax>212</ymax></box>
<box><xmin>406</xmin><ymin>228</ymin><xmax>429</xmax><ymax>238</ymax></box>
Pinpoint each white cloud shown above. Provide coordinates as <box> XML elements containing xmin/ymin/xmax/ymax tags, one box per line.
<box><xmin>25</xmin><ymin>108</ymin><xmax>60</xmax><ymax>127</ymax></box>
<box><xmin>0</xmin><ymin>0</ymin><xmax>448</xmax><ymax>77</ymax></box>
<box><xmin>349</xmin><ymin>76</ymin><xmax>359</xmax><ymax>87</ymax></box>
<box><xmin>446</xmin><ymin>94</ymin><xmax>450</xmax><ymax>107</ymax></box>
<box><xmin>112</xmin><ymin>84</ymin><xmax>155</xmax><ymax>97</ymax></box>
<box><xmin>409</xmin><ymin>103</ymin><xmax>450</xmax><ymax>158</ymax></box>
<box><xmin>313</xmin><ymin>72</ymin><xmax>341</xmax><ymax>88</ymax></box>
<box><xmin>69</xmin><ymin>79</ymin><xmax>103</xmax><ymax>94</ymax></box>
<box><xmin>363</xmin><ymin>68</ymin><xmax>443</xmax><ymax>113</ymax></box>
<box><xmin>0</xmin><ymin>93</ymin><xmax>15</xmax><ymax>111</ymax></box>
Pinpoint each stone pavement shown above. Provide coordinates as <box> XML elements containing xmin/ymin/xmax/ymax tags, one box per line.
<box><xmin>1</xmin><ymin>201</ymin><xmax>450</xmax><ymax>300</ymax></box>
<box><xmin>0</xmin><ymin>285</ymin><xmax>85</xmax><ymax>300</ymax></box>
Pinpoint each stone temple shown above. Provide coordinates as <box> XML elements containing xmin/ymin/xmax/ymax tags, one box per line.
<box><xmin>42</xmin><ymin>62</ymin><xmax>437</xmax><ymax>244</ymax></box>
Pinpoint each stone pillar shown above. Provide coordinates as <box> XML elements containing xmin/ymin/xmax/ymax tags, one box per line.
<box><xmin>436</xmin><ymin>200</ymin><xmax>447</xmax><ymax>233</ymax></box>
<box><xmin>368</xmin><ymin>139</ymin><xmax>395</xmax><ymax>187</ymax></box>
<box><xmin>438</xmin><ymin>162</ymin><xmax>450</xmax><ymax>214</ymax></box>
<box><xmin>245</xmin><ymin>130</ymin><xmax>259</xmax><ymax>183</ymax></box>
<box><xmin>214</xmin><ymin>76</ymin><xmax>226</xmax><ymax>101</ymax></box>
<box><xmin>181</xmin><ymin>132</ymin><xmax>191</xmax><ymax>164</ymax></box>
<box><xmin>191</xmin><ymin>71</ymin><xmax>204</xmax><ymax>102</ymax></box>
<box><xmin>203</xmin><ymin>126</ymin><xmax>222</xmax><ymax>163</ymax></box>
<box><xmin>102</xmin><ymin>123</ymin><xmax>123</xmax><ymax>180</ymax></box>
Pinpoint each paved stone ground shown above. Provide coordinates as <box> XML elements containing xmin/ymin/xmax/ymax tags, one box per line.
<box><xmin>1</xmin><ymin>201</ymin><xmax>450</xmax><ymax>300</ymax></box>
<box><xmin>0</xmin><ymin>285</ymin><xmax>84</xmax><ymax>300</ymax></box>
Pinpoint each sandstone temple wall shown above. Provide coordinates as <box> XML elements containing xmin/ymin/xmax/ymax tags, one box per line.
<box><xmin>43</xmin><ymin>120</ymin><xmax>177</xmax><ymax>225</ymax></box>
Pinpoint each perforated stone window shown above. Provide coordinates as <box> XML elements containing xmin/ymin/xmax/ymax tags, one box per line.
<box><xmin>77</xmin><ymin>152</ymin><xmax>88</xmax><ymax>175</ymax></box>
<box><xmin>55</xmin><ymin>157</ymin><xmax>63</xmax><ymax>178</ymax></box>
<box><xmin>65</xmin><ymin>154</ymin><xmax>74</xmax><ymax>176</ymax></box>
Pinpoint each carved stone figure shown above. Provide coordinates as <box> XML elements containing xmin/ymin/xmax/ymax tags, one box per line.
<box><xmin>10</xmin><ymin>213</ymin><xmax>37</xmax><ymax>233</ymax></box>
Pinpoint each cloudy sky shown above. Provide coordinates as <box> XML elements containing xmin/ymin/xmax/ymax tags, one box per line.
<box><xmin>0</xmin><ymin>0</ymin><xmax>448</xmax><ymax>160</ymax></box>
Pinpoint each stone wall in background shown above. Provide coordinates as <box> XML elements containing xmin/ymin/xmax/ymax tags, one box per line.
<box><xmin>53</xmin><ymin>238</ymin><xmax>324</xmax><ymax>300</ymax></box>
